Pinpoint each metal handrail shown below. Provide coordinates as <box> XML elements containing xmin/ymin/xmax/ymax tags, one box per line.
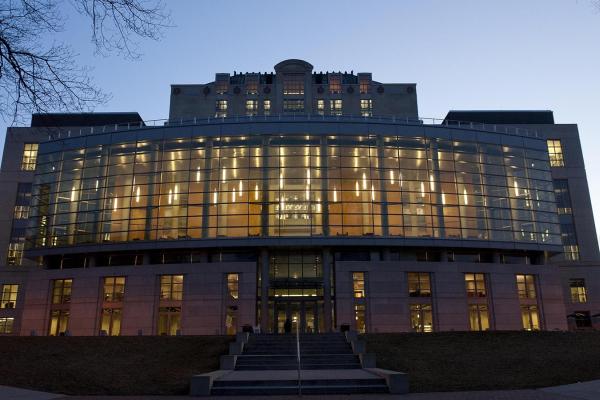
<box><xmin>31</xmin><ymin>113</ymin><xmax>542</xmax><ymax>142</ymax></box>
<box><xmin>295</xmin><ymin>317</ymin><xmax>302</xmax><ymax>396</ymax></box>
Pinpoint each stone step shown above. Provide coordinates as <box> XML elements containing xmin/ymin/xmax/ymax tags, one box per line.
<box><xmin>236</xmin><ymin>363</ymin><xmax>361</xmax><ymax>371</ymax></box>
<box><xmin>211</xmin><ymin>378</ymin><xmax>388</xmax><ymax>395</ymax></box>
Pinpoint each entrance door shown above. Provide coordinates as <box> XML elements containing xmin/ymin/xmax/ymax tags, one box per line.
<box><xmin>273</xmin><ymin>300</ymin><xmax>320</xmax><ymax>334</ymax></box>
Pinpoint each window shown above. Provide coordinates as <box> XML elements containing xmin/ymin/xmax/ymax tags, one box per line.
<box><xmin>352</xmin><ymin>272</ymin><xmax>366</xmax><ymax>298</ymax></box>
<box><xmin>316</xmin><ymin>99</ymin><xmax>325</xmax><ymax>115</ymax></box>
<box><xmin>560</xmin><ymin>223</ymin><xmax>580</xmax><ymax>261</ymax></box>
<box><xmin>13</xmin><ymin>206</ymin><xmax>29</xmax><ymax>219</ymax></box>
<box><xmin>329</xmin><ymin>74</ymin><xmax>341</xmax><ymax>94</ymax></box>
<box><xmin>215</xmin><ymin>100</ymin><xmax>228</xmax><ymax>118</ymax></box>
<box><xmin>158</xmin><ymin>307</ymin><xmax>181</xmax><ymax>335</ymax></box>
<box><xmin>283</xmin><ymin>74</ymin><xmax>304</xmax><ymax>95</ymax></box>
<box><xmin>0</xmin><ymin>318</ymin><xmax>14</xmax><ymax>334</ymax></box>
<box><xmin>354</xmin><ymin>304</ymin><xmax>366</xmax><ymax>333</ymax></box>
<box><xmin>225</xmin><ymin>305</ymin><xmax>237</xmax><ymax>335</ymax></box>
<box><xmin>410</xmin><ymin>304</ymin><xmax>433</xmax><ymax>332</ymax></box>
<box><xmin>553</xmin><ymin>179</ymin><xmax>572</xmax><ymax>214</ymax></box>
<box><xmin>360</xmin><ymin>99</ymin><xmax>372</xmax><ymax>117</ymax></box>
<box><xmin>13</xmin><ymin>182</ymin><xmax>32</xmax><ymax>219</ymax></box>
<box><xmin>1</xmin><ymin>284</ymin><xmax>19</xmax><ymax>308</ymax></box>
<box><xmin>465</xmin><ymin>273</ymin><xmax>486</xmax><ymax>297</ymax></box>
<box><xmin>359</xmin><ymin>75</ymin><xmax>371</xmax><ymax>94</ymax></box>
<box><xmin>160</xmin><ymin>275</ymin><xmax>183</xmax><ymax>301</ymax></box>
<box><xmin>408</xmin><ymin>272</ymin><xmax>431</xmax><ymax>297</ymax></box>
<box><xmin>516</xmin><ymin>274</ymin><xmax>536</xmax><ymax>299</ymax></box>
<box><xmin>51</xmin><ymin>279</ymin><xmax>72</xmax><ymax>304</ymax></box>
<box><xmin>49</xmin><ymin>310</ymin><xmax>70</xmax><ymax>336</ymax></box>
<box><xmin>547</xmin><ymin>139</ymin><xmax>564</xmax><ymax>167</ymax></box>
<box><xmin>100</xmin><ymin>308</ymin><xmax>122</xmax><ymax>336</ymax></box>
<box><xmin>215</xmin><ymin>74</ymin><xmax>228</xmax><ymax>94</ymax></box>
<box><xmin>283</xmin><ymin>99</ymin><xmax>304</xmax><ymax>113</ymax></box>
<box><xmin>245</xmin><ymin>77</ymin><xmax>258</xmax><ymax>95</ymax></box>
<box><xmin>246</xmin><ymin>100</ymin><xmax>258</xmax><ymax>116</ymax></box>
<box><xmin>7</xmin><ymin>242</ymin><xmax>24</xmax><ymax>266</ymax></box>
<box><xmin>469</xmin><ymin>304</ymin><xmax>490</xmax><ymax>331</ymax></box>
<box><xmin>330</xmin><ymin>99</ymin><xmax>343</xmax><ymax>116</ymax></box>
<box><xmin>263</xmin><ymin>100</ymin><xmax>271</xmax><ymax>116</ymax></box>
<box><xmin>573</xmin><ymin>311</ymin><xmax>592</xmax><ymax>328</ymax></box>
<box><xmin>227</xmin><ymin>273</ymin><xmax>239</xmax><ymax>299</ymax></box>
<box><xmin>521</xmin><ymin>305</ymin><xmax>540</xmax><ymax>331</ymax></box>
<box><xmin>569</xmin><ymin>279</ymin><xmax>587</xmax><ymax>303</ymax></box>
<box><xmin>103</xmin><ymin>277</ymin><xmax>125</xmax><ymax>302</ymax></box>
<box><xmin>21</xmin><ymin>143</ymin><xmax>38</xmax><ymax>171</ymax></box>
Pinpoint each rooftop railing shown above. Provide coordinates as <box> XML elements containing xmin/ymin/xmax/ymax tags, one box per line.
<box><xmin>35</xmin><ymin>114</ymin><xmax>541</xmax><ymax>141</ymax></box>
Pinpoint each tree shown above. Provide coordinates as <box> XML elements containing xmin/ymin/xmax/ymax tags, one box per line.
<box><xmin>0</xmin><ymin>0</ymin><xmax>170</xmax><ymax>124</ymax></box>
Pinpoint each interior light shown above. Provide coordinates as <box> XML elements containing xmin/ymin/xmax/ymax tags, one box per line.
<box><xmin>355</xmin><ymin>181</ymin><xmax>360</xmax><ymax>197</ymax></box>
<box><xmin>136</xmin><ymin>186</ymin><xmax>140</xmax><ymax>203</ymax></box>
<box><xmin>254</xmin><ymin>184</ymin><xmax>259</xmax><ymax>201</ymax></box>
<box><xmin>463</xmin><ymin>188</ymin><xmax>469</xmax><ymax>205</ymax></box>
<box><xmin>113</xmin><ymin>197</ymin><xmax>118</xmax><ymax>211</ymax></box>
<box><xmin>362</xmin><ymin>172</ymin><xmax>367</xmax><ymax>190</ymax></box>
<box><xmin>441</xmin><ymin>192</ymin><xmax>446</xmax><ymax>205</ymax></box>
<box><xmin>371</xmin><ymin>185</ymin><xmax>375</xmax><ymax>201</ymax></box>
<box><xmin>213</xmin><ymin>190</ymin><xmax>218</xmax><ymax>205</ymax></box>
<box><xmin>239</xmin><ymin>180</ymin><xmax>243</xmax><ymax>197</ymax></box>
<box><xmin>429</xmin><ymin>174</ymin><xmax>435</xmax><ymax>191</ymax></box>
<box><xmin>70</xmin><ymin>187</ymin><xmax>76</xmax><ymax>202</ymax></box>
<box><xmin>222</xmin><ymin>167</ymin><xmax>227</xmax><ymax>183</ymax></box>
<box><xmin>390</xmin><ymin>170</ymin><xmax>395</xmax><ymax>185</ymax></box>
<box><xmin>333</xmin><ymin>187</ymin><xmax>338</xmax><ymax>203</ymax></box>
<box><xmin>196</xmin><ymin>167</ymin><xmax>201</xmax><ymax>182</ymax></box>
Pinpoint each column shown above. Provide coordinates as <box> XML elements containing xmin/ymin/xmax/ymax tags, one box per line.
<box><xmin>376</xmin><ymin>136</ymin><xmax>389</xmax><ymax>236</ymax></box>
<box><xmin>320</xmin><ymin>136</ymin><xmax>330</xmax><ymax>236</ymax></box>
<box><xmin>260</xmin><ymin>248</ymin><xmax>270</xmax><ymax>332</ymax></box>
<box><xmin>201</xmin><ymin>139</ymin><xmax>213</xmax><ymax>238</ymax></box>
<box><xmin>322</xmin><ymin>248</ymin><xmax>333</xmax><ymax>331</ymax></box>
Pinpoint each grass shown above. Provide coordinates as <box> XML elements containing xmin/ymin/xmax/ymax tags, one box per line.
<box><xmin>365</xmin><ymin>331</ymin><xmax>600</xmax><ymax>392</ymax></box>
<box><xmin>0</xmin><ymin>336</ymin><xmax>232</xmax><ymax>395</ymax></box>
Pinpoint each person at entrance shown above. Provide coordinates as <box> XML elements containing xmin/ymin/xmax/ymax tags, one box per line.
<box><xmin>284</xmin><ymin>318</ymin><xmax>292</xmax><ymax>333</ymax></box>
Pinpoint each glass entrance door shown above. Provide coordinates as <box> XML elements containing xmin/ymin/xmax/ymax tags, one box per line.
<box><xmin>273</xmin><ymin>300</ymin><xmax>320</xmax><ymax>334</ymax></box>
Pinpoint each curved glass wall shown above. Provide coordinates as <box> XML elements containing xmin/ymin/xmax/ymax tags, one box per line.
<box><xmin>28</xmin><ymin>128</ymin><xmax>561</xmax><ymax>248</ymax></box>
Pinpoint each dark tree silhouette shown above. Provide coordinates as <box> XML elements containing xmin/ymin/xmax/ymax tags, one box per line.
<box><xmin>0</xmin><ymin>0</ymin><xmax>169</xmax><ymax>124</ymax></box>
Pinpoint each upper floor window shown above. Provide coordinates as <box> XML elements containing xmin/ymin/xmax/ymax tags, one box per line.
<box><xmin>329</xmin><ymin>74</ymin><xmax>342</xmax><ymax>94</ymax></box>
<box><xmin>215</xmin><ymin>74</ymin><xmax>229</xmax><ymax>94</ymax></box>
<box><xmin>353</xmin><ymin>272</ymin><xmax>366</xmax><ymax>298</ymax></box>
<box><xmin>227</xmin><ymin>273</ymin><xmax>239</xmax><ymax>299</ymax></box>
<box><xmin>263</xmin><ymin>100</ymin><xmax>271</xmax><ymax>116</ymax></box>
<box><xmin>360</xmin><ymin>99</ymin><xmax>372</xmax><ymax>117</ymax></box>
<box><xmin>1</xmin><ymin>284</ymin><xmax>19</xmax><ymax>309</ymax></box>
<box><xmin>516</xmin><ymin>274</ymin><xmax>536</xmax><ymax>299</ymax></box>
<box><xmin>52</xmin><ymin>279</ymin><xmax>72</xmax><ymax>305</ymax></box>
<box><xmin>408</xmin><ymin>272</ymin><xmax>431</xmax><ymax>297</ymax></box>
<box><xmin>215</xmin><ymin>100</ymin><xmax>228</xmax><ymax>118</ymax></box>
<box><xmin>7</xmin><ymin>242</ymin><xmax>24</xmax><ymax>266</ymax></box>
<box><xmin>21</xmin><ymin>143</ymin><xmax>39</xmax><ymax>171</ymax></box>
<box><xmin>553</xmin><ymin>179</ymin><xmax>572</xmax><ymax>214</ymax></box>
<box><xmin>245</xmin><ymin>77</ymin><xmax>259</xmax><ymax>95</ymax></box>
<box><xmin>14</xmin><ymin>183</ymin><xmax>32</xmax><ymax>220</ymax></box>
<box><xmin>160</xmin><ymin>275</ymin><xmax>183</xmax><ymax>301</ymax></box>
<box><xmin>283</xmin><ymin>74</ymin><xmax>304</xmax><ymax>95</ymax></box>
<box><xmin>330</xmin><ymin>99</ymin><xmax>343</xmax><ymax>116</ymax></box>
<box><xmin>316</xmin><ymin>99</ymin><xmax>325</xmax><ymax>115</ymax></box>
<box><xmin>547</xmin><ymin>139</ymin><xmax>564</xmax><ymax>167</ymax></box>
<box><xmin>283</xmin><ymin>99</ymin><xmax>304</xmax><ymax>113</ymax></box>
<box><xmin>464</xmin><ymin>273</ymin><xmax>486</xmax><ymax>297</ymax></box>
<box><xmin>246</xmin><ymin>100</ymin><xmax>258</xmax><ymax>116</ymax></box>
<box><xmin>13</xmin><ymin>206</ymin><xmax>29</xmax><ymax>219</ymax></box>
<box><xmin>359</xmin><ymin>74</ymin><xmax>371</xmax><ymax>94</ymax></box>
<box><xmin>103</xmin><ymin>276</ymin><xmax>125</xmax><ymax>302</ymax></box>
<box><xmin>569</xmin><ymin>278</ymin><xmax>587</xmax><ymax>303</ymax></box>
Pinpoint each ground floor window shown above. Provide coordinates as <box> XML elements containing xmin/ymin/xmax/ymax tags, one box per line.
<box><xmin>0</xmin><ymin>317</ymin><xmax>14</xmax><ymax>334</ymax></box>
<box><xmin>49</xmin><ymin>310</ymin><xmax>70</xmax><ymax>336</ymax></box>
<box><xmin>158</xmin><ymin>307</ymin><xmax>181</xmax><ymax>335</ymax></box>
<box><xmin>100</xmin><ymin>308</ymin><xmax>122</xmax><ymax>336</ymax></box>
<box><xmin>468</xmin><ymin>304</ymin><xmax>490</xmax><ymax>331</ymax></box>
<box><xmin>354</xmin><ymin>304</ymin><xmax>366</xmax><ymax>333</ymax></box>
<box><xmin>225</xmin><ymin>305</ymin><xmax>238</xmax><ymax>335</ymax></box>
<box><xmin>521</xmin><ymin>305</ymin><xmax>540</xmax><ymax>331</ymax></box>
<box><xmin>574</xmin><ymin>311</ymin><xmax>592</xmax><ymax>329</ymax></box>
<box><xmin>410</xmin><ymin>304</ymin><xmax>433</xmax><ymax>332</ymax></box>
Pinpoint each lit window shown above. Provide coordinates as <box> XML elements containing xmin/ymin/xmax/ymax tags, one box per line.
<box><xmin>359</xmin><ymin>75</ymin><xmax>371</xmax><ymax>94</ymax></box>
<box><xmin>408</xmin><ymin>272</ymin><xmax>431</xmax><ymax>297</ymax></box>
<box><xmin>21</xmin><ymin>143</ymin><xmax>38</xmax><ymax>171</ymax></box>
<box><xmin>569</xmin><ymin>279</ymin><xmax>587</xmax><ymax>303</ymax></box>
<box><xmin>553</xmin><ymin>179</ymin><xmax>572</xmax><ymax>214</ymax></box>
<box><xmin>547</xmin><ymin>139</ymin><xmax>564</xmax><ymax>167</ymax></box>
<box><xmin>0</xmin><ymin>318</ymin><xmax>15</xmax><ymax>334</ymax></box>
<box><xmin>360</xmin><ymin>99</ymin><xmax>372</xmax><ymax>117</ymax></box>
<box><xmin>353</xmin><ymin>272</ymin><xmax>366</xmax><ymax>298</ymax></box>
<box><xmin>13</xmin><ymin>183</ymin><xmax>32</xmax><ymax>220</ymax></box>
<box><xmin>227</xmin><ymin>273</ymin><xmax>239</xmax><ymax>299</ymax></box>
<box><xmin>48</xmin><ymin>310</ymin><xmax>70</xmax><ymax>336</ymax></box>
<box><xmin>263</xmin><ymin>100</ymin><xmax>271</xmax><ymax>115</ymax></box>
<box><xmin>316</xmin><ymin>99</ymin><xmax>325</xmax><ymax>115</ymax></box>
<box><xmin>469</xmin><ymin>304</ymin><xmax>490</xmax><ymax>331</ymax></box>
<box><xmin>563</xmin><ymin>245</ymin><xmax>580</xmax><ymax>261</ymax></box>
<box><xmin>158</xmin><ymin>306</ymin><xmax>181</xmax><ymax>335</ymax></box>
<box><xmin>215</xmin><ymin>100</ymin><xmax>228</xmax><ymax>118</ymax></box>
<box><xmin>464</xmin><ymin>273</ymin><xmax>486</xmax><ymax>297</ymax></box>
<box><xmin>225</xmin><ymin>305</ymin><xmax>237</xmax><ymax>335</ymax></box>
<box><xmin>160</xmin><ymin>275</ymin><xmax>184</xmax><ymax>301</ymax></box>
<box><xmin>103</xmin><ymin>277</ymin><xmax>125</xmax><ymax>302</ymax></box>
<box><xmin>283</xmin><ymin>74</ymin><xmax>304</xmax><ymax>95</ymax></box>
<box><xmin>13</xmin><ymin>206</ymin><xmax>29</xmax><ymax>219</ymax></box>
<box><xmin>329</xmin><ymin>74</ymin><xmax>341</xmax><ymax>94</ymax></box>
<box><xmin>330</xmin><ymin>99</ymin><xmax>343</xmax><ymax>116</ymax></box>
<box><xmin>283</xmin><ymin>99</ymin><xmax>304</xmax><ymax>113</ymax></box>
<box><xmin>516</xmin><ymin>274</ymin><xmax>536</xmax><ymax>299</ymax></box>
<box><xmin>354</xmin><ymin>304</ymin><xmax>366</xmax><ymax>333</ymax></box>
<box><xmin>7</xmin><ymin>242</ymin><xmax>24</xmax><ymax>266</ymax></box>
<box><xmin>521</xmin><ymin>305</ymin><xmax>540</xmax><ymax>331</ymax></box>
<box><xmin>215</xmin><ymin>74</ymin><xmax>228</xmax><ymax>94</ymax></box>
<box><xmin>1</xmin><ymin>284</ymin><xmax>19</xmax><ymax>309</ymax></box>
<box><xmin>410</xmin><ymin>304</ymin><xmax>433</xmax><ymax>332</ymax></box>
<box><xmin>245</xmin><ymin>77</ymin><xmax>258</xmax><ymax>95</ymax></box>
<box><xmin>100</xmin><ymin>308</ymin><xmax>122</xmax><ymax>336</ymax></box>
<box><xmin>246</xmin><ymin>100</ymin><xmax>258</xmax><ymax>116</ymax></box>
<box><xmin>52</xmin><ymin>279</ymin><xmax>72</xmax><ymax>304</ymax></box>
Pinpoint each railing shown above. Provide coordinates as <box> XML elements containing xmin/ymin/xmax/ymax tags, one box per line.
<box><xmin>33</xmin><ymin>114</ymin><xmax>541</xmax><ymax>142</ymax></box>
<box><xmin>295</xmin><ymin>316</ymin><xmax>302</xmax><ymax>396</ymax></box>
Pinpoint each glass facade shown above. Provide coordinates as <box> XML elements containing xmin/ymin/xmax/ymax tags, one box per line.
<box><xmin>28</xmin><ymin>128</ymin><xmax>561</xmax><ymax>249</ymax></box>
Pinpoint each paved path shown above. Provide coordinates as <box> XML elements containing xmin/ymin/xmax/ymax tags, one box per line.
<box><xmin>0</xmin><ymin>385</ymin><xmax>65</xmax><ymax>400</ymax></box>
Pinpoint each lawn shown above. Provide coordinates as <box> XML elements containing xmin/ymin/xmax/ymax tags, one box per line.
<box><xmin>365</xmin><ymin>331</ymin><xmax>600</xmax><ymax>392</ymax></box>
<box><xmin>0</xmin><ymin>336</ymin><xmax>231</xmax><ymax>395</ymax></box>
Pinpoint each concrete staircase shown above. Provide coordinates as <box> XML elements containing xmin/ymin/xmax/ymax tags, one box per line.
<box><xmin>190</xmin><ymin>332</ymin><xmax>408</xmax><ymax>396</ymax></box>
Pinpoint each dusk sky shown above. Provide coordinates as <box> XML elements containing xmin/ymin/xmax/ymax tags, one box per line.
<box><xmin>2</xmin><ymin>0</ymin><xmax>599</xmax><ymax>239</ymax></box>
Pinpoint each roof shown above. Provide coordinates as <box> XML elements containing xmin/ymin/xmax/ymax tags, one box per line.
<box><xmin>444</xmin><ymin>110</ymin><xmax>554</xmax><ymax>125</ymax></box>
<box><xmin>31</xmin><ymin>112</ymin><xmax>144</xmax><ymax>127</ymax></box>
